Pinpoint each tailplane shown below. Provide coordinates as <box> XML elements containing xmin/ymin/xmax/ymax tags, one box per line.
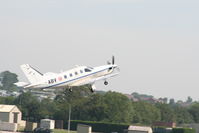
<box><xmin>20</xmin><ymin>64</ymin><xmax>43</xmax><ymax>84</ymax></box>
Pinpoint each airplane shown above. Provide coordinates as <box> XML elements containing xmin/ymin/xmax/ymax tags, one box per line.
<box><xmin>14</xmin><ymin>56</ymin><xmax>119</xmax><ymax>92</ymax></box>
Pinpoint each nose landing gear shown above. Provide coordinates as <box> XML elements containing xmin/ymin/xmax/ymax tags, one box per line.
<box><xmin>90</xmin><ymin>88</ymin><xmax>94</xmax><ymax>93</ymax></box>
<box><xmin>104</xmin><ymin>81</ymin><xmax>108</xmax><ymax>85</ymax></box>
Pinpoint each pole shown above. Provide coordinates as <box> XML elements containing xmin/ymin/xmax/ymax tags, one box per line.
<box><xmin>68</xmin><ymin>104</ymin><xmax>71</xmax><ymax>133</ymax></box>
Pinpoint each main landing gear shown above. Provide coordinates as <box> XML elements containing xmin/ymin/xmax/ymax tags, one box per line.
<box><xmin>104</xmin><ymin>81</ymin><xmax>108</xmax><ymax>85</ymax></box>
<box><xmin>90</xmin><ymin>88</ymin><xmax>94</xmax><ymax>93</ymax></box>
<box><xmin>91</xmin><ymin>84</ymin><xmax>96</xmax><ymax>93</ymax></box>
<box><xmin>69</xmin><ymin>88</ymin><xmax>72</xmax><ymax>92</ymax></box>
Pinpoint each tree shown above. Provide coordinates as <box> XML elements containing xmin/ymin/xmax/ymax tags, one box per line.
<box><xmin>57</xmin><ymin>90</ymin><xmax>135</xmax><ymax>123</ymax></box>
<box><xmin>173</xmin><ymin>106</ymin><xmax>193</xmax><ymax>124</ymax></box>
<box><xmin>156</xmin><ymin>103</ymin><xmax>176</xmax><ymax>122</ymax></box>
<box><xmin>54</xmin><ymin>85</ymin><xmax>91</xmax><ymax>103</ymax></box>
<box><xmin>0</xmin><ymin>71</ymin><xmax>18</xmax><ymax>91</ymax></box>
<box><xmin>14</xmin><ymin>92</ymin><xmax>41</xmax><ymax>121</ymax></box>
<box><xmin>188</xmin><ymin>102</ymin><xmax>199</xmax><ymax>123</ymax></box>
<box><xmin>39</xmin><ymin>98</ymin><xmax>58</xmax><ymax>119</ymax></box>
<box><xmin>71</xmin><ymin>94</ymin><xmax>106</xmax><ymax>121</ymax></box>
<box><xmin>53</xmin><ymin>86</ymin><xmax>92</xmax><ymax>124</ymax></box>
<box><xmin>186</xmin><ymin>96</ymin><xmax>193</xmax><ymax>103</ymax></box>
<box><xmin>0</xmin><ymin>96</ymin><xmax>15</xmax><ymax>104</ymax></box>
<box><xmin>102</xmin><ymin>91</ymin><xmax>135</xmax><ymax>123</ymax></box>
<box><xmin>163</xmin><ymin>98</ymin><xmax>168</xmax><ymax>104</ymax></box>
<box><xmin>169</xmin><ymin>98</ymin><xmax>175</xmax><ymax>105</ymax></box>
<box><xmin>133</xmin><ymin>101</ymin><xmax>161</xmax><ymax>124</ymax></box>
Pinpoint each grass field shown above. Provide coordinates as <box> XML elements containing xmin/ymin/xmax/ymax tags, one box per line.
<box><xmin>53</xmin><ymin>129</ymin><xmax>77</xmax><ymax>133</ymax></box>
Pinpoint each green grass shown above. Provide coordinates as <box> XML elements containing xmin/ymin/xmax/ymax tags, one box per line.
<box><xmin>53</xmin><ymin>129</ymin><xmax>77</xmax><ymax>133</ymax></box>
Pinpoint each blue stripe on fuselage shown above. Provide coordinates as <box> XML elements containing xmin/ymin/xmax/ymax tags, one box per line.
<box><xmin>42</xmin><ymin>68</ymin><xmax>109</xmax><ymax>89</ymax></box>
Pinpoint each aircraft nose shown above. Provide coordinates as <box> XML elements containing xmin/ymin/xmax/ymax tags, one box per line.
<box><xmin>108</xmin><ymin>65</ymin><xmax>117</xmax><ymax>71</ymax></box>
<box><xmin>113</xmin><ymin>64</ymin><xmax>117</xmax><ymax>68</ymax></box>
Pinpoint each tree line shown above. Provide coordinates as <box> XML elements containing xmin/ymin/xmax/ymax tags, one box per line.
<box><xmin>0</xmin><ymin>88</ymin><xmax>199</xmax><ymax>125</ymax></box>
<box><xmin>0</xmin><ymin>71</ymin><xmax>199</xmax><ymax>125</ymax></box>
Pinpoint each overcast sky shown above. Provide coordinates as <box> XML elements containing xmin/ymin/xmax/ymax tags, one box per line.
<box><xmin>0</xmin><ymin>0</ymin><xmax>199</xmax><ymax>101</ymax></box>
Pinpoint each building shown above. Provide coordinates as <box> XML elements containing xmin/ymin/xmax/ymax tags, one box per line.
<box><xmin>153</xmin><ymin>122</ymin><xmax>176</xmax><ymax>128</ymax></box>
<box><xmin>0</xmin><ymin>104</ymin><xmax>22</xmax><ymax>124</ymax></box>
<box><xmin>128</xmin><ymin>126</ymin><xmax>153</xmax><ymax>133</ymax></box>
<box><xmin>77</xmin><ymin>124</ymin><xmax>92</xmax><ymax>133</ymax></box>
<box><xmin>40</xmin><ymin>119</ymin><xmax>55</xmax><ymax>129</ymax></box>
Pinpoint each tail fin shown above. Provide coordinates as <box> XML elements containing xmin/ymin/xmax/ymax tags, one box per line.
<box><xmin>20</xmin><ymin>64</ymin><xmax>43</xmax><ymax>83</ymax></box>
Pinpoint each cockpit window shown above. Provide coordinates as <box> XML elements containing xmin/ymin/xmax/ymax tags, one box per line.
<box><xmin>84</xmin><ymin>68</ymin><xmax>92</xmax><ymax>72</ymax></box>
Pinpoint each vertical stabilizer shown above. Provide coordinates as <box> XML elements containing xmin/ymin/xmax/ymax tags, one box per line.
<box><xmin>20</xmin><ymin>64</ymin><xmax>43</xmax><ymax>83</ymax></box>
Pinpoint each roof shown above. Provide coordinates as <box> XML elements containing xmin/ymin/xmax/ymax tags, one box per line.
<box><xmin>41</xmin><ymin>119</ymin><xmax>55</xmax><ymax>122</ymax></box>
<box><xmin>128</xmin><ymin>126</ymin><xmax>152</xmax><ymax>132</ymax></box>
<box><xmin>78</xmin><ymin>124</ymin><xmax>92</xmax><ymax>127</ymax></box>
<box><xmin>0</xmin><ymin>104</ymin><xmax>17</xmax><ymax>112</ymax></box>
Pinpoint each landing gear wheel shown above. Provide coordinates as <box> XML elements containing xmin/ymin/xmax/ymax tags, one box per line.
<box><xmin>104</xmin><ymin>81</ymin><xmax>108</xmax><ymax>85</ymax></box>
<box><xmin>69</xmin><ymin>88</ymin><xmax>72</xmax><ymax>92</ymax></box>
<box><xmin>90</xmin><ymin>88</ymin><xmax>94</xmax><ymax>93</ymax></box>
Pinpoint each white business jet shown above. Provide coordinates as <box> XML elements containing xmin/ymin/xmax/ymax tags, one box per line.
<box><xmin>15</xmin><ymin>56</ymin><xmax>119</xmax><ymax>92</ymax></box>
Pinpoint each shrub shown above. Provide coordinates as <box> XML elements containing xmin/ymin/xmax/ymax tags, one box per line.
<box><xmin>172</xmin><ymin>128</ymin><xmax>195</xmax><ymax>133</ymax></box>
<box><xmin>67</xmin><ymin>120</ymin><xmax>129</xmax><ymax>133</ymax></box>
<box><xmin>33</xmin><ymin>128</ymin><xmax>53</xmax><ymax>133</ymax></box>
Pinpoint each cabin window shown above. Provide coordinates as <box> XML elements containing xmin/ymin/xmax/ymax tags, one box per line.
<box><xmin>70</xmin><ymin>73</ymin><xmax>73</xmax><ymax>77</ymax></box>
<box><xmin>75</xmin><ymin>72</ymin><xmax>78</xmax><ymax>75</ymax></box>
<box><xmin>64</xmin><ymin>75</ymin><xmax>67</xmax><ymax>79</ymax></box>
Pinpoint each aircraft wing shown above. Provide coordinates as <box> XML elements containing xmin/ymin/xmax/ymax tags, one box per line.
<box><xmin>94</xmin><ymin>72</ymin><xmax>119</xmax><ymax>82</ymax></box>
<box><xmin>78</xmin><ymin>72</ymin><xmax>119</xmax><ymax>85</ymax></box>
<box><xmin>24</xmin><ymin>82</ymin><xmax>47</xmax><ymax>89</ymax></box>
<box><xmin>14</xmin><ymin>82</ymin><xmax>40</xmax><ymax>89</ymax></box>
<box><xmin>24</xmin><ymin>84</ymin><xmax>38</xmax><ymax>88</ymax></box>
<box><xmin>14</xmin><ymin>82</ymin><xmax>30</xmax><ymax>88</ymax></box>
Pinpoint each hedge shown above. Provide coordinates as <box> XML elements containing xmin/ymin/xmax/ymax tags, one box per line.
<box><xmin>172</xmin><ymin>128</ymin><xmax>195</xmax><ymax>133</ymax></box>
<box><xmin>66</xmin><ymin>120</ymin><xmax>129</xmax><ymax>133</ymax></box>
<box><xmin>153</xmin><ymin>127</ymin><xmax>172</xmax><ymax>133</ymax></box>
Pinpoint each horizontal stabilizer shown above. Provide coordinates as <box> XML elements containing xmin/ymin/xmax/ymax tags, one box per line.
<box><xmin>14</xmin><ymin>82</ymin><xmax>29</xmax><ymax>88</ymax></box>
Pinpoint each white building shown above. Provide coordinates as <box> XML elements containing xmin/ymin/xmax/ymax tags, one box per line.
<box><xmin>0</xmin><ymin>90</ymin><xmax>8</xmax><ymax>97</ymax></box>
<box><xmin>128</xmin><ymin>126</ymin><xmax>153</xmax><ymax>133</ymax></box>
<box><xmin>0</xmin><ymin>104</ymin><xmax>22</xmax><ymax>124</ymax></box>
<box><xmin>77</xmin><ymin>124</ymin><xmax>92</xmax><ymax>133</ymax></box>
<box><xmin>40</xmin><ymin>119</ymin><xmax>55</xmax><ymax>129</ymax></box>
